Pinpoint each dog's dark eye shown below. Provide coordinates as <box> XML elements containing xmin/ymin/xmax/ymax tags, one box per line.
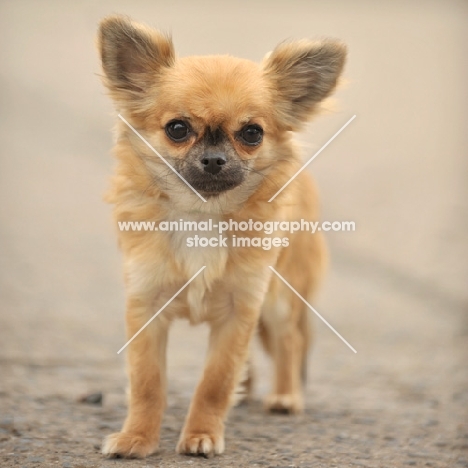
<box><xmin>165</xmin><ymin>120</ymin><xmax>190</xmax><ymax>142</ymax></box>
<box><xmin>239</xmin><ymin>124</ymin><xmax>263</xmax><ymax>146</ymax></box>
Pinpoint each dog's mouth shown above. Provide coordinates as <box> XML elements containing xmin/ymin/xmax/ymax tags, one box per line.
<box><xmin>180</xmin><ymin>166</ymin><xmax>245</xmax><ymax>196</ymax></box>
<box><xmin>191</xmin><ymin>177</ymin><xmax>244</xmax><ymax>196</ymax></box>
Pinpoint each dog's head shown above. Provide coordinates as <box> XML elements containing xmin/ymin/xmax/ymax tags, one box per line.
<box><xmin>98</xmin><ymin>16</ymin><xmax>346</xmax><ymax>205</ymax></box>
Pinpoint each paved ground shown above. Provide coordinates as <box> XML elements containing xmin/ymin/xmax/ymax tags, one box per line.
<box><xmin>1</xmin><ymin>1</ymin><xmax>467</xmax><ymax>467</ymax></box>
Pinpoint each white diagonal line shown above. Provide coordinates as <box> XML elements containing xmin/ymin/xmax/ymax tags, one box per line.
<box><xmin>118</xmin><ymin>114</ymin><xmax>207</xmax><ymax>202</ymax></box>
<box><xmin>117</xmin><ymin>266</ymin><xmax>206</xmax><ymax>354</ymax></box>
<box><xmin>269</xmin><ymin>266</ymin><xmax>357</xmax><ymax>353</ymax></box>
<box><xmin>268</xmin><ymin>115</ymin><xmax>356</xmax><ymax>202</ymax></box>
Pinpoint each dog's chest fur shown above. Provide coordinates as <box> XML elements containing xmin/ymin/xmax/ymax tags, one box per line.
<box><xmin>165</xmin><ymin>211</ymin><xmax>228</xmax><ymax>322</ymax></box>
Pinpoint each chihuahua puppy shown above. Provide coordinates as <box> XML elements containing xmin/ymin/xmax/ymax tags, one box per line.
<box><xmin>98</xmin><ymin>15</ymin><xmax>346</xmax><ymax>458</ymax></box>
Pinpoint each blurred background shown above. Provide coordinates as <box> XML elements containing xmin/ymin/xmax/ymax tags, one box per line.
<box><xmin>0</xmin><ymin>1</ymin><xmax>467</xmax><ymax>467</ymax></box>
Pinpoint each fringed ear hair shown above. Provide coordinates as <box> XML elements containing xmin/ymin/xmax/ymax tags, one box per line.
<box><xmin>98</xmin><ymin>15</ymin><xmax>174</xmax><ymax>103</ymax></box>
<box><xmin>263</xmin><ymin>39</ymin><xmax>346</xmax><ymax>129</ymax></box>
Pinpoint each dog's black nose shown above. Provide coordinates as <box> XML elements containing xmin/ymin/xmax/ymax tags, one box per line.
<box><xmin>201</xmin><ymin>153</ymin><xmax>226</xmax><ymax>175</ymax></box>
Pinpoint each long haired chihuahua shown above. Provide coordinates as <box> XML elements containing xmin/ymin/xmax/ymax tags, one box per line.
<box><xmin>98</xmin><ymin>15</ymin><xmax>346</xmax><ymax>458</ymax></box>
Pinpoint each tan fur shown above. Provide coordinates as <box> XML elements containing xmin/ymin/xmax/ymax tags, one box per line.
<box><xmin>98</xmin><ymin>15</ymin><xmax>345</xmax><ymax>458</ymax></box>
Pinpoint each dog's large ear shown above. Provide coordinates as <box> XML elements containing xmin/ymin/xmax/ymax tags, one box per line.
<box><xmin>98</xmin><ymin>15</ymin><xmax>174</xmax><ymax>103</ymax></box>
<box><xmin>263</xmin><ymin>39</ymin><xmax>346</xmax><ymax>129</ymax></box>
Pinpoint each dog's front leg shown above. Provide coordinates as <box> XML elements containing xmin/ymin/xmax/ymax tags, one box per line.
<box><xmin>102</xmin><ymin>296</ymin><xmax>169</xmax><ymax>458</ymax></box>
<box><xmin>177</xmin><ymin>302</ymin><xmax>260</xmax><ymax>456</ymax></box>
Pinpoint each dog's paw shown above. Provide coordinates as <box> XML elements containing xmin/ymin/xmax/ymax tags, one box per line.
<box><xmin>264</xmin><ymin>393</ymin><xmax>303</xmax><ymax>414</ymax></box>
<box><xmin>102</xmin><ymin>432</ymin><xmax>158</xmax><ymax>458</ymax></box>
<box><xmin>176</xmin><ymin>432</ymin><xmax>225</xmax><ymax>456</ymax></box>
